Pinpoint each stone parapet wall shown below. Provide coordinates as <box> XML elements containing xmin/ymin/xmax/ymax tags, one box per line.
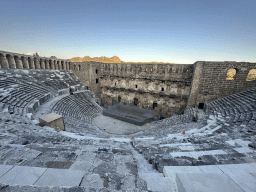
<box><xmin>187</xmin><ymin>61</ymin><xmax>256</xmax><ymax>108</ymax></box>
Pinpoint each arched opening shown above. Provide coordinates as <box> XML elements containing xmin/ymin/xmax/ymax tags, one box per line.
<box><xmin>162</xmin><ymin>88</ymin><xmax>164</xmax><ymax>91</ymax></box>
<box><xmin>49</xmin><ymin>60</ymin><xmax>53</xmax><ymax>69</ymax></box>
<box><xmin>226</xmin><ymin>68</ymin><xmax>238</xmax><ymax>80</ymax></box>
<box><xmin>118</xmin><ymin>96</ymin><xmax>121</xmax><ymax>102</ymax></box>
<box><xmin>78</xmin><ymin>65</ymin><xmax>81</xmax><ymax>71</ymax></box>
<box><xmin>198</xmin><ymin>103</ymin><xmax>204</xmax><ymax>109</ymax></box>
<box><xmin>115</xmin><ymin>82</ymin><xmax>117</xmax><ymax>86</ymax></box>
<box><xmin>134</xmin><ymin>98</ymin><xmax>138</xmax><ymax>106</ymax></box>
<box><xmin>0</xmin><ymin>53</ymin><xmax>8</xmax><ymax>69</ymax></box>
<box><xmin>135</xmin><ymin>85</ymin><xmax>138</xmax><ymax>88</ymax></box>
<box><xmin>153</xmin><ymin>102</ymin><xmax>157</xmax><ymax>109</ymax></box>
<box><xmin>96</xmin><ymin>69</ymin><xmax>98</xmax><ymax>74</ymax></box>
<box><xmin>246</xmin><ymin>69</ymin><xmax>256</xmax><ymax>81</ymax></box>
<box><xmin>54</xmin><ymin>61</ymin><xmax>58</xmax><ymax>69</ymax></box>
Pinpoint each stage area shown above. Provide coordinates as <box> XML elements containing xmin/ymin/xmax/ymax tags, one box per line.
<box><xmin>92</xmin><ymin>114</ymin><xmax>150</xmax><ymax>135</ymax></box>
<box><xmin>102</xmin><ymin>104</ymin><xmax>155</xmax><ymax>126</ymax></box>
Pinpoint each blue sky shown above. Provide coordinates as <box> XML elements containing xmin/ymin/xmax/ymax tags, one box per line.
<box><xmin>0</xmin><ymin>0</ymin><xmax>255</xmax><ymax>63</ymax></box>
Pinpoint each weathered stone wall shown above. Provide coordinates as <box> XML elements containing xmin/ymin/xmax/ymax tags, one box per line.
<box><xmin>71</xmin><ymin>62</ymin><xmax>193</xmax><ymax>117</ymax></box>
<box><xmin>187</xmin><ymin>61</ymin><xmax>256</xmax><ymax>108</ymax></box>
<box><xmin>71</xmin><ymin>62</ymin><xmax>102</xmax><ymax>95</ymax></box>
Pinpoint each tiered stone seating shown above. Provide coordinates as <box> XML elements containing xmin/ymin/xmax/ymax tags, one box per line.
<box><xmin>0</xmin><ymin>69</ymin><xmax>86</xmax><ymax>115</ymax></box>
<box><xmin>52</xmin><ymin>91</ymin><xmax>102</xmax><ymax>122</ymax></box>
<box><xmin>206</xmin><ymin>87</ymin><xmax>256</xmax><ymax>127</ymax></box>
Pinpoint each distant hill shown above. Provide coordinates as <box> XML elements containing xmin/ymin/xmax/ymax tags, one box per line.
<box><xmin>70</xmin><ymin>56</ymin><xmax>121</xmax><ymax>63</ymax></box>
<box><xmin>70</xmin><ymin>56</ymin><xmax>175</xmax><ymax>64</ymax></box>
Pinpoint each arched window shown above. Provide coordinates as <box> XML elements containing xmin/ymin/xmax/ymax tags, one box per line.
<box><xmin>246</xmin><ymin>69</ymin><xmax>256</xmax><ymax>81</ymax></box>
<box><xmin>226</xmin><ymin>68</ymin><xmax>238</xmax><ymax>80</ymax></box>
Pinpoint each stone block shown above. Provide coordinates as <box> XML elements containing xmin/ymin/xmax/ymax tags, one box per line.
<box><xmin>35</xmin><ymin>168</ymin><xmax>85</xmax><ymax>187</ymax></box>
<box><xmin>80</xmin><ymin>174</ymin><xmax>104</xmax><ymax>188</ymax></box>
<box><xmin>179</xmin><ymin>145</ymin><xmax>195</xmax><ymax>151</ymax></box>
<box><xmin>176</xmin><ymin>173</ymin><xmax>244</xmax><ymax>192</ymax></box>
<box><xmin>0</xmin><ymin>166</ymin><xmax>46</xmax><ymax>186</ymax></box>
<box><xmin>170</xmin><ymin>152</ymin><xmax>193</xmax><ymax>158</ymax></box>
<box><xmin>198</xmin><ymin>165</ymin><xmax>223</xmax><ymax>173</ymax></box>
<box><xmin>39</xmin><ymin>113</ymin><xmax>65</xmax><ymax>131</ymax></box>
<box><xmin>234</xmin><ymin>147</ymin><xmax>254</xmax><ymax>154</ymax></box>
<box><xmin>163</xmin><ymin>166</ymin><xmax>203</xmax><ymax>178</ymax></box>
<box><xmin>143</xmin><ymin>176</ymin><xmax>176</xmax><ymax>192</ymax></box>
<box><xmin>0</xmin><ymin>165</ymin><xmax>13</xmax><ymax>178</ymax></box>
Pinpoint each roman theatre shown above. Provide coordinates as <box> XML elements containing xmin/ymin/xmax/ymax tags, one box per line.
<box><xmin>0</xmin><ymin>50</ymin><xmax>256</xmax><ymax>192</ymax></box>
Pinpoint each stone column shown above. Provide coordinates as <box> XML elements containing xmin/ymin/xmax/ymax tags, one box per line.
<box><xmin>45</xmin><ymin>60</ymin><xmax>50</xmax><ymax>69</ymax></box>
<box><xmin>34</xmin><ymin>57</ymin><xmax>40</xmax><ymax>69</ymax></box>
<box><xmin>0</xmin><ymin>55</ymin><xmax>9</xmax><ymax>69</ymax></box>
<box><xmin>40</xmin><ymin>59</ymin><xmax>45</xmax><ymax>69</ymax></box>
<box><xmin>54</xmin><ymin>61</ymin><xmax>58</xmax><ymax>69</ymax></box>
<box><xmin>29</xmin><ymin>57</ymin><xmax>35</xmax><ymax>69</ymax></box>
<box><xmin>22</xmin><ymin>57</ymin><xmax>29</xmax><ymax>69</ymax></box>
<box><xmin>62</xmin><ymin>61</ymin><xmax>66</xmax><ymax>70</ymax></box>
<box><xmin>15</xmin><ymin>56</ymin><xmax>23</xmax><ymax>69</ymax></box>
<box><xmin>50</xmin><ymin>60</ymin><xmax>55</xmax><ymax>70</ymax></box>
<box><xmin>58</xmin><ymin>61</ymin><xmax>62</xmax><ymax>70</ymax></box>
<box><xmin>186</xmin><ymin>61</ymin><xmax>205</xmax><ymax>109</ymax></box>
<box><xmin>8</xmin><ymin>55</ymin><xmax>16</xmax><ymax>69</ymax></box>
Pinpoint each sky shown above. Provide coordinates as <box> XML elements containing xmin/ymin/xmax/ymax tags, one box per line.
<box><xmin>0</xmin><ymin>0</ymin><xmax>255</xmax><ymax>64</ymax></box>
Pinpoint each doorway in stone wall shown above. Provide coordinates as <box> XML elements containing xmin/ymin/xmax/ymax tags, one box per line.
<box><xmin>118</xmin><ymin>96</ymin><xmax>121</xmax><ymax>103</ymax></box>
<box><xmin>153</xmin><ymin>102</ymin><xmax>157</xmax><ymax>109</ymax></box>
<box><xmin>198</xmin><ymin>103</ymin><xmax>204</xmax><ymax>109</ymax></box>
<box><xmin>134</xmin><ymin>98</ymin><xmax>138</xmax><ymax>106</ymax></box>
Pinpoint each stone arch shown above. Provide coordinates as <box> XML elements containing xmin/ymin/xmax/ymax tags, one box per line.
<box><xmin>21</xmin><ymin>56</ymin><xmax>29</xmax><ymax>69</ymax></box>
<box><xmin>14</xmin><ymin>55</ymin><xmax>23</xmax><ymax>69</ymax></box>
<box><xmin>226</xmin><ymin>68</ymin><xmax>238</xmax><ymax>80</ymax></box>
<box><xmin>246</xmin><ymin>69</ymin><xmax>256</xmax><ymax>81</ymax></box>
<box><xmin>57</xmin><ymin>60</ymin><xmax>61</xmax><ymax>69</ymax></box>
<box><xmin>0</xmin><ymin>53</ymin><xmax>9</xmax><ymax>69</ymax></box>
<box><xmin>6</xmin><ymin>54</ymin><xmax>16</xmax><ymax>69</ymax></box>
<box><xmin>61</xmin><ymin>61</ymin><xmax>65</xmax><ymax>70</ymax></box>
<box><xmin>28</xmin><ymin>57</ymin><xmax>35</xmax><ymax>69</ymax></box>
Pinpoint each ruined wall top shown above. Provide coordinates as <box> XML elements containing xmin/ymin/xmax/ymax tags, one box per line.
<box><xmin>0</xmin><ymin>50</ymin><xmax>70</xmax><ymax>62</ymax></box>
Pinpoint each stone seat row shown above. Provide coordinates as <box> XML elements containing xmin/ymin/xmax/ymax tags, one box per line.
<box><xmin>51</xmin><ymin>91</ymin><xmax>102</xmax><ymax>123</ymax></box>
<box><xmin>206</xmin><ymin>87</ymin><xmax>256</xmax><ymax>125</ymax></box>
<box><xmin>0</xmin><ymin>69</ymin><xmax>84</xmax><ymax>95</ymax></box>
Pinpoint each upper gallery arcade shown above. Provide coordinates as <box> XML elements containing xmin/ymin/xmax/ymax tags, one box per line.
<box><xmin>0</xmin><ymin>50</ymin><xmax>71</xmax><ymax>70</ymax></box>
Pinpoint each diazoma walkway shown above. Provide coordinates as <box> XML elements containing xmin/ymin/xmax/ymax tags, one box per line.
<box><xmin>0</xmin><ymin>68</ymin><xmax>255</xmax><ymax>191</ymax></box>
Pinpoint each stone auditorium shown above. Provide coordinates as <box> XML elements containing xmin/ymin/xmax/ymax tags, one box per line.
<box><xmin>0</xmin><ymin>50</ymin><xmax>256</xmax><ymax>192</ymax></box>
